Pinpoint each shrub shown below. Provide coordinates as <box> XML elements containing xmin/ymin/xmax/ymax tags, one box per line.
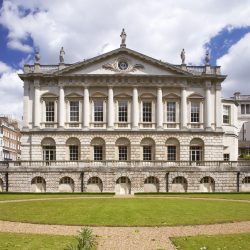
<box><xmin>65</xmin><ymin>227</ymin><xmax>97</xmax><ymax>250</ymax></box>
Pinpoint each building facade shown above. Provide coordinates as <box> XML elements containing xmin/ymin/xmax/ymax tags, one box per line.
<box><xmin>0</xmin><ymin>34</ymin><xmax>249</xmax><ymax>193</ymax></box>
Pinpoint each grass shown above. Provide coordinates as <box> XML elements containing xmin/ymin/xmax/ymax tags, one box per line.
<box><xmin>135</xmin><ymin>192</ymin><xmax>250</xmax><ymax>200</ymax></box>
<box><xmin>0</xmin><ymin>198</ymin><xmax>250</xmax><ymax>226</ymax></box>
<box><xmin>171</xmin><ymin>233</ymin><xmax>250</xmax><ymax>250</ymax></box>
<box><xmin>0</xmin><ymin>232</ymin><xmax>76</xmax><ymax>250</ymax></box>
<box><xmin>0</xmin><ymin>192</ymin><xmax>114</xmax><ymax>201</ymax></box>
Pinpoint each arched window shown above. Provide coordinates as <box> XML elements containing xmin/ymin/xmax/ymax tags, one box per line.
<box><xmin>200</xmin><ymin>176</ymin><xmax>214</xmax><ymax>184</ymax></box>
<box><xmin>31</xmin><ymin>176</ymin><xmax>46</xmax><ymax>192</ymax></box>
<box><xmin>66</xmin><ymin>137</ymin><xmax>80</xmax><ymax>161</ymax></box>
<box><xmin>59</xmin><ymin>177</ymin><xmax>74</xmax><ymax>192</ymax></box>
<box><xmin>190</xmin><ymin>138</ymin><xmax>204</xmax><ymax>161</ymax></box>
<box><xmin>140</xmin><ymin>138</ymin><xmax>155</xmax><ymax>161</ymax></box>
<box><xmin>172</xmin><ymin>176</ymin><xmax>187</xmax><ymax>192</ymax></box>
<box><xmin>144</xmin><ymin>176</ymin><xmax>159</xmax><ymax>184</ymax></box>
<box><xmin>91</xmin><ymin>137</ymin><xmax>105</xmax><ymax>161</ymax></box>
<box><xmin>144</xmin><ymin>176</ymin><xmax>159</xmax><ymax>192</ymax></box>
<box><xmin>87</xmin><ymin>177</ymin><xmax>103</xmax><ymax>192</ymax></box>
<box><xmin>41</xmin><ymin>137</ymin><xmax>56</xmax><ymax>161</ymax></box>
<box><xmin>115</xmin><ymin>138</ymin><xmax>131</xmax><ymax>161</ymax></box>
<box><xmin>60</xmin><ymin>176</ymin><xmax>74</xmax><ymax>184</ymax></box>
<box><xmin>166</xmin><ymin>138</ymin><xmax>180</xmax><ymax>161</ymax></box>
<box><xmin>173</xmin><ymin>176</ymin><xmax>187</xmax><ymax>184</ymax></box>
<box><xmin>200</xmin><ymin>176</ymin><xmax>215</xmax><ymax>192</ymax></box>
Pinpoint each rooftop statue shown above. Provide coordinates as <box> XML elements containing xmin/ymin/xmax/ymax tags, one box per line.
<box><xmin>120</xmin><ymin>28</ymin><xmax>126</xmax><ymax>47</ymax></box>
<box><xmin>181</xmin><ymin>48</ymin><xmax>185</xmax><ymax>64</ymax></box>
<box><xmin>35</xmin><ymin>51</ymin><xmax>40</xmax><ymax>63</ymax></box>
<box><xmin>205</xmin><ymin>50</ymin><xmax>210</xmax><ymax>65</ymax></box>
<box><xmin>60</xmin><ymin>47</ymin><xmax>65</xmax><ymax>63</ymax></box>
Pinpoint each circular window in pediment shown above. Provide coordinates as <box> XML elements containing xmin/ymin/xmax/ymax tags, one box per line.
<box><xmin>118</xmin><ymin>60</ymin><xmax>128</xmax><ymax>70</ymax></box>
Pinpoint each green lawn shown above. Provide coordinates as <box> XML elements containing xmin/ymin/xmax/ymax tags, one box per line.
<box><xmin>0</xmin><ymin>232</ymin><xmax>76</xmax><ymax>250</ymax></box>
<box><xmin>0</xmin><ymin>198</ymin><xmax>250</xmax><ymax>226</ymax></box>
<box><xmin>135</xmin><ymin>192</ymin><xmax>250</xmax><ymax>200</ymax></box>
<box><xmin>171</xmin><ymin>233</ymin><xmax>250</xmax><ymax>250</ymax></box>
<box><xmin>0</xmin><ymin>192</ymin><xmax>114</xmax><ymax>201</ymax></box>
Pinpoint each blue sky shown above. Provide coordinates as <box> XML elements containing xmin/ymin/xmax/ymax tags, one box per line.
<box><xmin>0</xmin><ymin>0</ymin><xmax>250</xmax><ymax>118</ymax></box>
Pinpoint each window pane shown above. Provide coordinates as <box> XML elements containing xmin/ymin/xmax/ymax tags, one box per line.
<box><xmin>94</xmin><ymin>101</ymin><xmax>103</xmax><ymax>122</ymax></box>
<box><xmin>143</xmin><ymin>146</ymin><xmax>152</xmax><ymax>160</ymax></box>
<box><xmin>223</xmin><ymin>153</ymin><xmax>230</xmax><ymax>161</ymax></box>
<box><xmin>191</xmin><ymin>102</ymin><xmax>200</xmax><ymax>123</ymax></box>
<box><xmin>69</xmin><ymin>145</ymin><xmax>79</xmax><ymax>160</ymax></box>
<box><xmin>94</xmin><ymin>146</ymin><xmax>103</xmax><ymax>160</ymax></box>
<box><xmin>43</xmin><ymin>146</ymin><xmax>56</xmax><ymax>161</ymax></box>
<box><xmin>70</xmin><ymin>101</ymin><xmax>79</xmax><ymax>122</ymax></box>
<box><xmin>190</xmin><ymin>146</ymin><xmax>202</xmax><ymax>161</ymax></box>
<box><xmin>167</xmin><ymin>145</ymin><xmax>176</xmax><ymax>161</ymax></box>
<box><xmin>241</xmin><ymin>104</ymin><xmax>245</xmax><ymax>114</ymax></box>
<box><xmin>246</xmin><ymin>104</ymin><xmax>250</xmax><ymax>114</ymax></box>
<box><xmin>143</xmin><ymin>102</ymin><xmax>152</xmax><ymax>122</ymax></box>
<box><xmin>223</xmin><ymin>105</ymin><xmax>230</xmax><ymax>124</ymax></box>
<box><xmin>119</xmin><ymin>146</ymin><xmax>128</xmax><ymax>160</ymax></box>
<box><xmin>118</xmin><ymin>101</ymin><xmax>128</xmax><ymax>122</ymax></box>
<box><xmin>167</xmin><ymin>102</ymin><xmax>176</xmax><ymax>122</ymax></box>
<box><xmin>46</xmin><ymin>101</ymin><xmax>55</xmax><ymax>122</ymax></box>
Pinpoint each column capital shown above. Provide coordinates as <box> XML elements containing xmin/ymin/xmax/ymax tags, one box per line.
<box><xmin>215</xmin><ymin>82</ymin><xmax>222</xmax><ymax>90</ymax></box>
<box><xmin>34</xmin><ymin>79</ymin><xmax>40</xmax><ymax>88</ymax></box>
<box><xmin>205</xmin><ymin>80</ymin><xmax>212</xmax><ymax>89</ymax></box>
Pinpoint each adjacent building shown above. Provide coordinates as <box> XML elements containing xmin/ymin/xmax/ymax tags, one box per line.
<box><xmin>0</xmin><ymin>31</ymin><xmax>249</xmax><ymax>193</ymax></box>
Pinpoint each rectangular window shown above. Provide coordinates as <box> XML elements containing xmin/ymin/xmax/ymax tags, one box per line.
<box><xmin>46</xmin><ymin>101</ymin><xmax>55</xmax><ymax>122</ymax></box>
<box><xmin>94</xmin><ymin>101</ymin><xmax>103</xmax><ymax>122</ymax></box>
<box><xmin>69</xmin><ymin>145</ymin><xmax>79</xmax><ymax>161</ymax></box>
<box><xmin>143</xmin><ymin>146</ymin><xmax>152</xmax><ymax>160</ymax></box>
<box><xmin>167</xmin><ymin>102</ymin><xmax>176</xmax><ymax>122</ymax></box>
<box><xmin>190</xmin><ymin>146</ymin><xmax>202</xmax><ymax>161</ymax></box>
<box><xmin>119</xmin><ymin>146</ymin><xmax>128</xmax><ymax>160</ymax></box>
<box><xmin>223</xmin><ymin>154</ymin><xmax>230</xmax><ymax>161</ymax></box>
<box><xmin>70</xmin><ymin>101</ymin><xmax>79</xmax><ymax>122</ymax></box>
<box><xmin>167</xmin><ymin>146</ymin><xmax>176</xmax><ymax>161</ymax></box>
<box><xmin>143</xmin><ymin>102</ymin><xmax>152</xmax><ymax>122</ymax></box>
<box><xmin>42</xmin><ymin>146</ymin><xmax>56</xmax><ymax>161</ymax></box>
<box><xmin>191</xmin><ymin>102</ymin><xmax>200</xmax><ymax>123</ymax></box>
<box><xmin>94</xmin><ymin>146</ymin><xmax>103</xmax><ymax>160</ymax></box>
<box><xmin>223</xmin><ymin>105</ymin><xmax>230</xmax><ymax>124</ymax></box>
<box><xmin>118</xmin><ymin>101</ymin><xmax>128</xmax><ymax>122</ymax></box>
<box><xmin>241</xmin><ymin>104</ymin><xmax>250</xmax><ymax>114</ymax></box>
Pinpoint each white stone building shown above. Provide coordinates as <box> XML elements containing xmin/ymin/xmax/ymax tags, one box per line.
<box><xmin>0</xmin><ymin>32</ymin><xmax>249</xmax><ymax>193</ymax></box>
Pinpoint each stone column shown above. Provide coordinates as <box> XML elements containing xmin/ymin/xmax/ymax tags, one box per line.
<box><xmin>34</xmin><ymin>81</ymin><xmax>40</xmax><ymax>128</ymax></box>
<box><xmin>157</xmin><ymin>87</ymin><xmax>163</xmax><ymax>129</ymax></box>
<box><xmin>59</xmin><ymin>85</ymin><xmax>65</xmax><ymax>128</ymax></box>
<box><xmin>83</xmin><ymin>87</ymin><xmax>90</xmax><ymax>128</ymax></box>
<box><xmin>205</xmin><ymin>81</ymin><xmax>212</xmax><ymax>129</ymax></box>
<box><xmin>23</xmin><ymin>81</ymin><xmax>29</xmax><ymax>129</ymax></box>
<box><xmin>132</xmin><ymin>87</ymin><xmax>139</xmax><ymax>129</ymax></box>
<box><xmin>181</xmin><ymin>87</ymin><xmax>187</xmax><ymax>129</ymax></box>
<box><xmin>108</xmin><ymin>87</ymin><xmax>114</xmax><ymax>128</ymax></box>
<box><xmin>215</xmin><ymin>83</ymin><xmax>222</xmax><ymax>129</ymax></box>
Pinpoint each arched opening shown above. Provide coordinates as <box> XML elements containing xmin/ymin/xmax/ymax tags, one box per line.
<box><xmin>241</xmin><ymin>176</ymin><xmax>250</xmax><ymax>192</ymax></box>
<box><xmin>144</xmin><ymin>176</ymin><xmax>159</xmax><ymax>192</ymax></box>
<box><xmin>115</xmin><ymin>137</ymin><xmax>131</xmax><ymax>161</ymax></box>
<box><xmin>140</xmin><ymin>138</ymin><xmax>155</xmax><ymax>161</ymax></box>
<box><xmin>172</xmin><ymin>176</ymin><xmax>187</xmax><ymax>192</ymax></box>
<box><xmin>200</xmin><ymin>176</ymin><xmax>215</xmax><ymax>192</ymax></box>
<box><xmin>190</xmin><ymin>138</ymin><xmax>204</xmax><ymax>161</ymax></box>
<box><xmin>31</xmin><ymin>176</ymin><xmax>46</xmax><ymax>192</ymax></box>
<box><xmin>0</xmin><ymin>178</ymin><xmax>3</xmax><ymax>192</ymax></box>
<box><xmin>59</xmin><ymin>177</ymin><xmax>74</xmax><ymax>192</ymax></box>
<box><xmin>166</xmin><ymin>138</ymin><xmax>180</xmax><ymax>161</ymax></box>
<box><xmin>115</xmin><ymin>176</ymin><xmax>131</xmax><ymax>195</ymax></box>
<box><xmin>91</xmin><ymin>137</ymin><xmax>105</xmax><ymax>161</ymax></box>
<box><xmin>41</xmin><ymin>137</ymin><xmax>56</xmax><ymax>163</ymax></box>
<box><xmin>66</xmin><ymin>137</ymin><xmax>80</xmax><ymax>161</ymax></box>
<box><xmin>87</xmin><ymin>177</ymin><xmax>103</xmax><ymax>193</ymax></box>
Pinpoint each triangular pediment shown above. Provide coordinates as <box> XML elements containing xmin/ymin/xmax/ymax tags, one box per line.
<box><xmin>55</xmin><ymin>48</ymin><xmax>192</xmax><ymax>77</ymax></box>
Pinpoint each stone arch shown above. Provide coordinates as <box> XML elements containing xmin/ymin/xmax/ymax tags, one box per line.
<box><xmin>172</xmin><ymin>176</ymin><xmax>187</xmax><ymax>192</ymax></box>
<box><xmin>190</xmin><ymin>138</ymin><xmax>204</xmax><ymax>161</ymax></box>
<box><xmin>166</xmin><ymin>137</ymin><xmax>180</xmax><ymax>161</ymax></box>
<box><xmin>140</xmin><ymin>137</ymin><xmax>155</xmax><ymax>161</ymax></box>
<box><xmin>31</xmin><ymin>176</ymin><xmax>46</xmax><ymax>192</ymax></box>
<box><xmin>144</xmin><ymin>176</ymin><xmax>159</xmax><ymax>192</ymax></box>
<box><xmin>200</xmin><ymin>176</ymin><xmax>215</xmax><ymax>192</ymax></box>
<box><xmin>0</xmin><ymin>178</ymin><xmax>3</xmax><ymax>192</ymax></box>
<box><xmin>59</xmin><ymin>176</ymin><xmax>74</xmax><ymax>192</ymax></box>
<box><xmin>115</xmin><ymin>137</ymin><xmax>131</xmax><ymax>161</ymax></box>
<box><xmin>115</xmin><ymin>176</ymin><xmax>131</xmax><ymax>195</ymax></box>
<box><xmin>86</xmin><ymin>177</ymin><xmax>103</xmax><ymax>193</ymax></box>
<box><xmin>241</xmin><ymin>176</ymin><xmax>250</xmax><ymax>192</ymax></box>
<box><xmin>41</xmin><ymin>137</ymin><xmax>56</xmax><ymax>161</ymax></box>
<box><xmin>91</xmin><ymin>137</ymin><xmax>105</xmax><ymax>160</ymax></box>
<box><xmin>66</xmin><ymin>137</ymin><xmax>81</xmax><ymax>161</ymax></box>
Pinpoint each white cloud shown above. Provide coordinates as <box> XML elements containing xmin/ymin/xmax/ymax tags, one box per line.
<box><xmin>7</xmin><ymin>39</ymin><xmax>33</xmax><ymax>52</ymax></box>
<box><xmin>0</xmin><ymin>61</ymin><xmax>12</xmax><ymax>74</ymax></box>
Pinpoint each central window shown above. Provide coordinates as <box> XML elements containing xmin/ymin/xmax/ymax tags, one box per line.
<box><xmin>167</xmin><ymin>102</ymin><xmax>176</xmax><ymax>122</ymax></box>
<box><xmin>46</xmin><ymin>101</ymin><xmax>55</xmax><ymax>122</ymax></box>
<box><xmin>191</xmin><ymin>102</ymin><xmax>200</xmax><ymax>123</ymax></box>
<box><xmin>70</xmin><ymin>101</ymin><xmax>79</xmax><ymax>122</ymax></box>
<box><xmin>118</xmin><ymin>101</ymin><xmax>128</xmax><ymax>122</ymax></box>
<box><xmin>69</xmin><ymin>145</ymin><xmax>79</xmax><ymax>161</ymax></box>
<box><xmin>167</xmin><ymin>145</ymin><xmax>176</xmax><ymax>161</ymax></box>
<box><xmin>119</xmin><ymin>146</ymin><xmax>128</xmax><ymax>160</ymax></box>
<box><xmin>94</xmin><ymin>100</ymin><xmax>103</xmax><ymax>122</ymax></box>
<box><xmin>143</xmin><ymin>146</ymin><xmax>152</xmax><ymax>160</ymax></box>
<box><xmin>190</xmin><ymin>146</ymin><xmax>203</xmax><ymax>161</ymax></box>
<box><xmin>143</xmin><ymin>102</ymin><xmax>152</xmax><ymax>122</ymax></box>
<box><xmin>94</xmin><ymin>146</ymin><xmax>103</xmax><ymax>160</ymax></box>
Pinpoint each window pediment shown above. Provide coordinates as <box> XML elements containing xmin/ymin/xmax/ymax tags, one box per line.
<box><xmin>163</xmin><ymin>93</ymin><xmax>180</xmax><ymax>100</ymax></box>
<box><xmin>187</xmin><ymin>93</ymin><xmax>204</xmax><ymax>99</ymax></box>
<box><xmin>91</xmin><ymin>92</ymin><xmax>107</xmax><ymax>99</ymax></box>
